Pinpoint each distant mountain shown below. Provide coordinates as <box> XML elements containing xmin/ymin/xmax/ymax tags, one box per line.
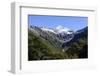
<box><xmin>64</xmin><ymin>26</ymin><xmax>88</xmax><ymax>47</ymax></box>
<box><xmin>29</xmin><ymin>25</ymin><xmax>75</xmax><ymax>47</ymax></box>
<box><xmin>76</xmin><ymin>27</ymin><xmax>88</xmax><ymax>34</ymax></box>
<box><xmin>53</xmin><ymin>25</ymin><xmax>74</xmax><ymax>43</ymax></box>
<box><xmin>41</xmin><ymin>25</ymin><xmax>72</xmax><ymax>34</ymax></box>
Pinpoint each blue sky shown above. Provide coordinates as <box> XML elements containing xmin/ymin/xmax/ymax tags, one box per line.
<box><xmin>28</xmin><ymin>15</ymin><xmax>88</xmax><ymax>31</ymax></box>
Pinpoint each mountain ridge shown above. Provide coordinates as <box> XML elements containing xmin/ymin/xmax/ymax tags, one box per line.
<box><xmin>29</xmin><ymin>25</ymin><xmax>75</xmax><ymax>44</ymax></box>
<box><xmin>28</xmin><ymin>25</ymin><xmax>88</xmax><ymax>60</ymax></box>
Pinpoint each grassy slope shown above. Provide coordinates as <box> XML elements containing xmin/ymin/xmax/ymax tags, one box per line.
<box><xmin>28</xmin><ymin>30</ymin><xmax>68</xmax><ymax>60</ymax></box>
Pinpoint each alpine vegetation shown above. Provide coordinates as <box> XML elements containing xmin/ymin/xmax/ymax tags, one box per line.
<box><xmin>28</xmin><ymin>15</ymin><xmax>88</xmax><ymax>60</ymax></box>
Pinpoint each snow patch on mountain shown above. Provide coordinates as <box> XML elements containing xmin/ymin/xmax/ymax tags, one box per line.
<box><xmin>41</xmin><ymin>27</ymin><xmax>55</xmax><ymax>33</ymax></box>
<box><xmin>54</xmin><ymin>25</ymin><xmax>70</xmax><ymax>34</ymax></box>
<box><xmin>41</xmin><ymin>25</ymin><xmax>73</xmax><ymax>35</ymax></box>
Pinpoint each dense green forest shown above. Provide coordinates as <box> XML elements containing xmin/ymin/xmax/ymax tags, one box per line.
<box><xmin>28</xmin><ymin>27</ymin><xmax>88</xmax><ymax>61</ymax></box>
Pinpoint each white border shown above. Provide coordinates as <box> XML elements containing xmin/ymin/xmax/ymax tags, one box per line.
<box><xmin>11</xmin><ymin>2</ymin><xmax>96</xmax><ymax>74</ymax></box>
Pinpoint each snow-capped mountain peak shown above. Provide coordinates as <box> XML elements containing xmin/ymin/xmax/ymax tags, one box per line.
<box><xmin>40</xmin><ymin>25</ymin><xmax>74</xmax><ymax>35</ymax></box>
<box><xmin>56</xmin><ymin>25</ymin><xmax>64</xmax><ymax>30</ymax></box>
<box><xmin>41</xmin><ymin>27</ymin><xmax>55</xmax><ymax>33</ymax></box>
<box><xmin>54</xmin><ymin>25</ymin><xmax>72</xmax><ymax>34</ymax></box>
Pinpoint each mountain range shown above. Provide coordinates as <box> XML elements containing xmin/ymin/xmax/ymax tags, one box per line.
<box><xmin>28</xmin><ymin>25</ymin><xmax>88</xmax><ymax>60</ymax></box>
